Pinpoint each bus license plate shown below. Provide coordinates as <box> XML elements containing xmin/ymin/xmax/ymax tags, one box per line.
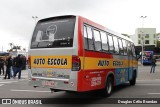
<box><xmin>42</xmin><ymin>80</ymin><xmax>55</xmax><ymax>87</ymax></box>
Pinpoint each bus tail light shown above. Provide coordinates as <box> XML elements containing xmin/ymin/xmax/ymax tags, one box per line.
<box><xmin>72</xmin><ymin>56</ymin><xmax>81</xmax><ymax>71</ymax></box>
<box><xmin>32</xmin><ymin>78</ymin><xmax>36</xmax><ymax>81</ymax></box>
<box><xmin>28</xmin><ymin>55</ymin><xmax>31</xmax><ymax>69</ymax></box>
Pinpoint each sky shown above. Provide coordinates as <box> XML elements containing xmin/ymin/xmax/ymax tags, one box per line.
<box><xmin>0</xmin><ymin>0</ymin><xmax>160</xmax><ymax>52</ymax></box>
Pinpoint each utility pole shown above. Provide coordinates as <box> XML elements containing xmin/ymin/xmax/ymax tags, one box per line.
<box><xmin>140</xmin><ymin>16</ymin><xmax>147</xmax><ymax>65</ymax></box>
<box><xmin>2</xmin><ymin>46</ymin><xmax>3</xmax><ymax>52</ymax></box>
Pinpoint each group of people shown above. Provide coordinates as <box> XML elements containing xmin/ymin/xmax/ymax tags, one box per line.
<box><xmin>0</xmin><ymin>54</ymin><xmax>26</xmax><ymax>79</ymax></box>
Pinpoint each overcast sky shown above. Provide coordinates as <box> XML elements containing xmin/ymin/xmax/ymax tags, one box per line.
<box><xmin>0</xmin><ymin>0</ymin><xmax>160</xmax><ymax>52</ymax></box>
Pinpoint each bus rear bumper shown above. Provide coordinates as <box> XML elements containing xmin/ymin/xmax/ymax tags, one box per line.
<box><xmin>28</xmin><ymin>69</ymin><xmax>77</xmax><ymax>91</ymax></box>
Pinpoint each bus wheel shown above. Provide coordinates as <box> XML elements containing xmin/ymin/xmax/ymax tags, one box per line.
<box><xmin>130</xmin><ymin>71</ymin><xmax>136</xmax><ymax>85</ymax></box>
<box><xmin>101</xmin><ymin>77</ymin><xmax>113</xmax><ymax>97</ymax></box>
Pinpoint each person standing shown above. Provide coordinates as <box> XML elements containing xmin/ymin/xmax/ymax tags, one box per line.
<box><xmin>12</xmin><ymin>57</ymin><xmax>16</xmax><ymax>77</ymax></box>
<box><xmin>0</xmin><ymin>57</ymin><xmax>5</xmax><ymax>75</ymax></box>
<box><xmin>21</xmin><ymin>56</ymin><xmax>26</xmax><ymax>70</ymax></box>
<box><xmin>150</xmin><ymin>57</ymin><xmax>156</xmax><ymax>73</ymax></box>
<box><xmin>10</xmin><ymin>57</ymin><xmax>13</xmax><ymax>78</ymax></box>
<box><xmin>13</xmin><ymin>54</ymin><xmax>23</xmax><ymax>79</ymax></box>
<box><xmin>4</xmin><ymin>56</ymin><xmax>12</xmax><ymax>79</ymax></box>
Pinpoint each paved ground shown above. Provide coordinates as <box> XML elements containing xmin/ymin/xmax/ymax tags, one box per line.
<box><xmin>137</xmin><ymin>61</ymin><xmax>160</xmax><ymax>80</ymax></box>
<box><xmin>0</xmin><ymin>70</ymin><xmax>28</xmax><ymax>80</ymax></box>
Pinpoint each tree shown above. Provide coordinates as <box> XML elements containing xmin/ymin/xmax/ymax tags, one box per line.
<box><xmin>23</xmin><ymin>48</ymin><xmax>26</xmax><ymax>52</ymax></box>
<box><xmin>157</xmin><ymin>40</ymin><xmax>160</xmax><ymax>48</ymax></box>
<box><xmin>9</xmin><ymin>43</ymin><xmax>14</xmax><ymax>49</ymax></box>
<box><xmin>8</xmin><ymin>43</ymin><xmax>22</xmax><ymax>52</ymax></box>
<box><xmin>156</xmin><ymin>33</ymin><xmax>160</xmax><ymax>48</ymax></box>
<box><xmin>13</xmin><ymin>46</ymin><xmax>21</xmax><ymax>52</ymax></box>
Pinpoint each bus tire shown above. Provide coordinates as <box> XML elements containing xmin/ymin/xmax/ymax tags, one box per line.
<box><xmin>129</xmin><ymin>71</ymin><xmax>136</xmax><ymax>85</ymax></box>
<box><xmin>101</xmin><ymin>76</ymin><xmax>113</xmax><ymax>97</ymax></box>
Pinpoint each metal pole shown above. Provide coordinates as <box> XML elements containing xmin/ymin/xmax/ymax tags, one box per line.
<box><xmin>140</xmin><ymin>16</ymin><xmax>147</xmax><ymax>65</ymax></box>
<box><xmin>141</xmin><ymin>31</ymin><xmax>144</xmax><ymax>65</ymax></box>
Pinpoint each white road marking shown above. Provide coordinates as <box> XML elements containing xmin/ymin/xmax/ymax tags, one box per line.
<box><xmin>0</xmin><ymin>81</ymin><xmax>18</xmax><ymax>84</ymax></box>
<box><xmin>0</xmin><ymin>81</ymin><xmax>18</xmax><ymax>87</ymax></box>
<box><xmin>10</xmin><ymin>89</ymin><xmax>51</xmax><ymax>93</ymax></box>
<box><xmin>136</xmin><ymin>84</ymin><xmax>160</xmax><ymax>86</ymax></box>
<box><xmin>137</xmin><ymin>80</ymin><xmax>160</xmax><ymax>81</ymax></box>
<box><xmin>148</xmin><ymin>93</ymin><xmax>160</xmax><ymax>95</ymax></box>
<box><xmin>0</xmin><ymin>84</ymin><xmax>4</xmax><ymax>86</ymax></box>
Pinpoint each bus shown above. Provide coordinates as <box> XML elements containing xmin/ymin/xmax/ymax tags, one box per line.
<box><xmin>142</xmin><ymin>51</ymin><xmax>153</xmax><ymax>65</ymax></box>
<box><xmin>28</xmin><ymin>15</ymin><xmax>138</xmax><ymax>97</ymax></box>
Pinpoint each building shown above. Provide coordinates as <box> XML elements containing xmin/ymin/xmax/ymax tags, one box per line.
<box><xmin>157</xmin><ymin>33</ymin><xmax>160</xmax><ymax>41</ymax></box>
<box><xmin>9</xmin><ymin>50</ymin><xmax>28</xmax><ymax>58</ymax></box>
<box><xmin>130</xmin><ymin>28</ymin><xmax>157</xmax><ymax>47</ymax></box>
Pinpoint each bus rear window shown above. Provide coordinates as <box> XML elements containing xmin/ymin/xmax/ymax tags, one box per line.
<box><xmin>31</xmin><ymin>16</ymin><xmax>76</xmax><ymax>48</ymax></box>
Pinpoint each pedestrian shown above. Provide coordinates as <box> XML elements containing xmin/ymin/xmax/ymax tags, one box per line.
<box><xmin>0</xmin><ymin>57</ymin><xmax>5</xmax><ymax>75</ymax></box>
<box><xmin>13</xmin><ymin>54</ymin><xmax>23</xmax><ymax>79</ymax></box>
<box><xmin>4</xmin><ymin>55</ymin><xmax>12</xmax><ymax>79</ymax></box>
<box><xmin>21</xmin><ymin>55</ymin><xmax>26</xmax><ymax>70</ymax></box>
<box><xmin>10</xmin><ymin>57</ymin><xmax>13</xmax><ymax>78</ymax></box>
<box><xmin>150</xmin><ymin>56</ymin><xmax>156</xmax><ymax>73</ymax></box>
<box><xmin>12</xmin><ymin>57</ymin><xmax>16</xmax><ymax>77</ymax></box>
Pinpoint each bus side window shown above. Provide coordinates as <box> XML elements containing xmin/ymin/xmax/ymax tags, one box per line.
<box><xmin>86</xmin><ymin>26</ymin><xmax>94</xmax><ymax>51</ymax></box>
<box><xmin>131</xmin><ymin>44</ymin><xmax>136</xmax><ymax>57</ymax></box>
<box><xmin>101</xmin><ymin>31</ymin><xmax>109</xmax><ymax>52</ymax></box>
<box><xmin>93</xmin><ymin>29</ymin><xmax>102</xmax><ymax>51</ymax></box>
<box><xmin>83</xmin><ymin>25</ymin><xmax>89</xmax><ymax>50</ymax></box>
<box><xmin>108</xmin><ymin>34</ymin><xmax>114</xmax><ymax>53</ymax></box>
<box><xmin>122</xmin><ymin>39</ymin><xmax>127</xmax><ymax>55</ymax></box>
<box><xmin>113</xmin><ymin>36</ymin><xmax>120</xmax><ymax>54</ymax></box>
<box><xmin>118</xmin><ymin>38</ymin><xmax>124</xmax><ymax>55</ymax></box>
<box><xmin>127</xmin><ymin>42</ymin><xmax>132</xmax><ymax>56</ymax></box>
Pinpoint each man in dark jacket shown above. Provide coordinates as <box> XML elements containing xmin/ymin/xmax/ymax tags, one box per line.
<box><xmin>150</xmin><ymin>57</ymin><xmax>156</xmax><ymax>73</ymax></box>
<box><xmin>13</xmin><ymin>54</ymin><xmax>23</xmax><ymax>79</ymax></box>
<box><xmin>0</xmin><ymin>57</ymin><xmax>5</xmax><ymax>75</ymax></box>
<box><xmin>4</xmin><ymin>56</ymin><xmax>12</xmax><ymax>79</ymax></box>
